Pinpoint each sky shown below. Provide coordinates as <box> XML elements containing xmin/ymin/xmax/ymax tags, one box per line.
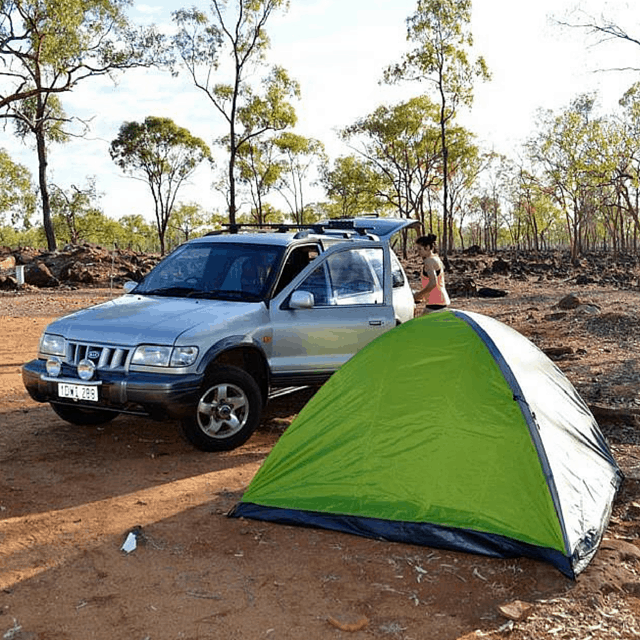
<box><xmin>2</xmin><ymin>0</ymin><xmax>638</xmax><ymax>225</ymax></box>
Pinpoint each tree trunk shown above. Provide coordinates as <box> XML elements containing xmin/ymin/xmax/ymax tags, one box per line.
<box><xmin>439</xmin><ymin>84</ymin><xmax>450</xmax><ymax>268</ymax></box>
<box><xmin>228</xmin><ymin>146</ymin><xmax>237</xmax><ymax>227</ymax></box>
<box><xmin>36</xmin><ymin>126</ymin><xmax>56</xmax><ymax>251</ymax></box>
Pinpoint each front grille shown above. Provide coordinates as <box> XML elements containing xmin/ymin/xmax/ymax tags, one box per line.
<box><xmin>67</xmin><ymin>341</ymin><xmax>131</xmax><ymax>371</ymax></box>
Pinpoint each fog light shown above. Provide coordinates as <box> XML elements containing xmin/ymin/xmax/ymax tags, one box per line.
<box><xmin>46</xmin><ymin>357</ymin><xmax>62</xmax><ymax>377</ymax></box>
<box><xmin>77</xmin><ymin>358</ymin><xmax>96</xmax><ymax>381</ymax></box>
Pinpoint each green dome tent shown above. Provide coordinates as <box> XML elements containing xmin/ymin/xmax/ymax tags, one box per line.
<box><xmin>230</xmin><ymin>310</ymin><xmax>623</xmax><ymax>578</ymax></box>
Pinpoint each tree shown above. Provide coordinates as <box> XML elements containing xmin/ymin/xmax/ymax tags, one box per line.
<box><xmin>444</xmin><ymin>126</ymin><xmax>484</xmax><ymax>250</ymax></box>
<box><xmin>615</xmin><ymin>83</ymin><xmax>640</xmax><ymax>250</ymax></box>
<box><xmin>118</xmin><ymin>214</ymin><xmax>156</xmax><ymax>252</ymax></box>
<box><xmin>236</xmin><ymin>131</ymin><xmax>286</xmax><ymax>226</ymax></box>
<box><xmin>0</xmin><ymin>0</ymin><xmax>164</xmax><ymax>251</ymax></box>
<box><xmin>110</xmin><ymin>116</ymin><xmax>211</xmax><ymax>255</ymax></box>
<box><xmin>274</xmin><ymin>133</ymin><xmax>326</xmax><ymax>224</ymax></box>
<box><xmin>167</xmin><ymin>202</ymin><xmax>208</xmax><ymax>247</ymax></box>
<box><xmin>320</xmin><ymin>155</ymin><xmax>387</xmax><ymax>218</ymax></box>
<box><xmin>0</xmin><ymin>148</ymin><xmax>36</xmax><ymax>227</ymax></box>
<box><xmin>49</xmin><ymin>179</ymin><xmax>101</xmax><ymax>245</ymax></box>
<box><xmin>172</xmin><ymin>1</ymin><xmax>298</xmax><ymax>226</ymax></box>
<box><xmin>559</xmin><ymin>10</ymin><xmax>640</xmax><ymax>71</ymax></box>
<box><xmin>384</xmin><ymin>0</ymin><xmax>490</xmax><ymax>260</ymax></box>
<box><xmin>342</xmin><ymin>96</ymin><xmax>443</xmax><ymax>226</ymax></box>
<box><xmin>527</xmin><ymin>95</ymin><xmax>613</xmax><ymax>262</ymax></box>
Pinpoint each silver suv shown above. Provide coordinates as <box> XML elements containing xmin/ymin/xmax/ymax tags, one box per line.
<box><xmin>22</xmin><ymin>218</ymin><xmax>417</xmax><ymax>451</ymax></box>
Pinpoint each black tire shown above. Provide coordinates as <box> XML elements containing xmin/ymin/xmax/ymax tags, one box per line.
<box><xmin>181</xmin><ymin>365</ymin><xmax>263</xmax><ymax>452</ymax></box>
<box><xmin>50</xmin><ymin>402</ymin><xmax>119</xmax><ymax>426</ymax></box>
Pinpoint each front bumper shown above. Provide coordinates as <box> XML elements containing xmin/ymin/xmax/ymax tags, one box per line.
<box><xmin>22</xmin><ymin>359</ymin><xmax>204</xmax><ymax>420</ymax></box>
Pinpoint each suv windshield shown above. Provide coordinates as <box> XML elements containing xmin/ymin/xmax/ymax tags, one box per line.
<box><xmin>134</xmin><ymin>242</ymin><xmax>284</xmax><ymax>302</ymax></box>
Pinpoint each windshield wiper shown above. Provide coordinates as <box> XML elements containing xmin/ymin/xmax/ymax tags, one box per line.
<box><xmin>193</xmin><ymin>289</ymin><xmax>262</xmax><ymax>302</ymax></box>
<box><xmin>138</xmin><ymin>286</ymin><xmax>199</xmax><ymax>297</ymax></box>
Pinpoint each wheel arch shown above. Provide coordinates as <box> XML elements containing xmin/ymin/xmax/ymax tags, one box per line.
<box><xmin>199</xmin><ymin>336</ymin><xmax>270</xmax><ymax>403</ymax></box>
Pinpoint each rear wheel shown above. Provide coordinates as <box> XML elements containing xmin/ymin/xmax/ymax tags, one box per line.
<box><xmin>181</xmin><ymin>365</ymin><xmax>263</xmax><ymax>451</ymax></box>
<box><xmin>50</xmin><ymin>402</ymin><xmax>118</xmax><ymax>426</ymax></box>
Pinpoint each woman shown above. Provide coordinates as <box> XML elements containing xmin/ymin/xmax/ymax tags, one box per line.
<box><xmin>413</xmin><ymin>233</ymin><xmax>450</xmax><ymax>314</ymax></box>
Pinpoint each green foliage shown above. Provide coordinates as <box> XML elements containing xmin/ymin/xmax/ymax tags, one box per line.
<box><xmin>11</xmin><ymin>93</ymin><xmax>70</xmax><ymax>144</ymax></box>
<box><xmin>237</xmin><ymin>66</ymin><xmax>300</xmax><ymax>135</ymax></box>
<box><xmin>384</xmin><ymin>0</ymin><xmax>490</xmax><ymax>255</ymax></box>
<box><xmin>110</xmin><ymin>116</ymin><xmax>211</xmax><ymax>254</ymax></box>
<box><xmin>320</xmin><ymin>155</ymin><xmax>390</xmax><ymax>218</ymax></box>
<box><xmin>0</xmin><ymin>148</ymin><xmax>37</xmax><ymax>226</ymax></box>
<box><xmin>272</xmin><ymin>133</ymin><xmax>326</xmax><ymax>223</ymax></box>
<box><xmin>166</xmin><ymin>202</ymin><xmax>209</xmax><ymax>247</ymax></box>
<box><xmin>1</xmin><ymin>0</ymin><xmax>165</xmax><ymax>251</ymax></box>
<box><xmin>527</xmin><ymin>94</ymin><xmax>616</xmax><ymax>260</ymax></box>
<box><xmin>115</xmin><ymin>214</ymin><xmax>157</xmax><ymax>251</ymax></box>
<box><xmin>0</xmin><ymin>0</ymin><xmax>163</xmax><ymax>108</ymax></box>
<box><xmin>110</xmin><ymin>116</ymin><xmax>211</xmax><ymax>180</ymax></box>
<box><xmin>384</xmin><ymin>0</ymin><xmax>490</xmax><ymax>114</ymax></box>
<box><xmin>171</xmin><ymin>0</ymin><xmax>294</xmax><ymax>225</ymax></box>
<box><xmin>342</xmin><ymin>95</ymin><xmax>444</xmax><ymax>221</ymax></box>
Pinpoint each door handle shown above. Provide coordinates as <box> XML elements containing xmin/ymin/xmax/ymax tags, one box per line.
<box><xmin>369</xmin><ymin>320</ymin><xmax>383</xmax><ymax>326</ymax></box>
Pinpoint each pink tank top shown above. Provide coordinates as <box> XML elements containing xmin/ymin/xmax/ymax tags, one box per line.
<box><xmin>421</xmin><ymin>264</ymin><xmax>450</xmax><ymax>306</ymax></box>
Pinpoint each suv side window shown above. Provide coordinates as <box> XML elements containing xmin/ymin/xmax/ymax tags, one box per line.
<box><xmin>273</xmin><ymin>245</ymin><xmax>320</xmax><ymax>296</ymax></box>
<box><xmin>294</xmin><ymin>247</ymin><xmax>384</xmax><ymax>307</ymax></box>
<box><xmin>367</xmin><ymin>248</ymin><xmax>406</xmax><ymax>289</ymax></box>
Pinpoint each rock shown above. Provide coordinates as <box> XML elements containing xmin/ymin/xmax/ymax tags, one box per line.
<box><xmin>576</xmin><ymin>304</ymin><xmax>601</xmax><ymax>315</ymax></box>
<box><xmin>0</xmin><ymin>275</ymin><xmax>18</xmax><ymax>290</ymax></box>
<box><xmin>478</xmin><ymin>287</ymin><xmax>508</xmax><ymax>298</ymax></box>
<box><xmin>558</xmin><ymin>293</ymin><xmax>581</xmax><ymax>309</ymax></box>
<box><xmin>544</xmin><ymin>312</ymin><xmax>568</xmax><ymax>321</ymax></box>
<box><xmin>25</xmin><ymin>262</ymin><xmax>59</xmax><ymax>288</ymax></box>
<box><xmin>491</xmin><ymin>258</ymin><xmax>509</xmax><ymax>274</ymax></box>
<box><xmin>497</xmin><ymin>600</ymin><xmax>533</xmax><ymax>621</ymax></box>
<box><xmin>0</xmin><ymin>244</ymin><xmax>161</xmax><ymax>289</ymax></box>
<box><xmin>600</xmin><ymin>538</ymin><xmax>640</xmax><ymax>563</ymax></box>
<box><xmin>0</xmin><ymin>255</ymin><xmax>16</xmax><ymax>270</ymax></box>
<box><xmin>589</xmin><ymin>404</ymin><xmax>640</xmax><ymax>426</ymax></box>
<box><xmin>543</xmin><ymin>346</ymin><xmax>574</xmax><ymax>358</ymax></box>
<box><xmin>448</xmin><ymin>276</ymin><xmax>477</xmax><ymax>297</ymax></box>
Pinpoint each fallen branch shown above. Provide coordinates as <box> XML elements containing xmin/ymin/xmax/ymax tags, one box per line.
<box><xmin>327</xmin><ymin>616</ymin><xmax>369</xmax><ymax>632</ymax></box>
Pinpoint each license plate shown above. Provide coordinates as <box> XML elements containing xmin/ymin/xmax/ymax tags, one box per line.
<box><xmin>58</xmin><ymin>382</ymin><xmax>99</xmax><ymax>402</ymax></box>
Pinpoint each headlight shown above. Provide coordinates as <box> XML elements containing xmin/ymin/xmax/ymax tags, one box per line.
<box><xmin>170</xmin><ymin>347</ymin><xmax>199</xmax><ymax>367</ymax></box>
<box><xmin>41</xmin><ymin>334</ymin><xmax>66</xmax><ymax>357</ymax></box>
<box><xmin>132</xmin><ymin>345</ymin><xmax>172</xmax><ymax>367</ymax></box>
<box><xmin>132</xmin><ymin>345</ymin><xmax>198</xmax><ymax>367</ymax></box>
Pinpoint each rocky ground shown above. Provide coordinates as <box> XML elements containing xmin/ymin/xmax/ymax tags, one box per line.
<box><xmin>0</xmin><ymin>245</ymin><xmax>639</xmax><ymax>639</ymax></box>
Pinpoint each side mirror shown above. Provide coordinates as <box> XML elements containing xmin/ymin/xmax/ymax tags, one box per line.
<box><xmin>392</xmin><ymin>270</ymin><xmax>405</xmax><ymax>288</ymax></box>
<box><xmin>289</xmin><ymin>290</ymin><xmax>314</xmax><ymax>309</ymax></box>
<box><xmin>123</xmin><ymin>280</ymin><xmax>138</xmax><ymax>294</ymax></box>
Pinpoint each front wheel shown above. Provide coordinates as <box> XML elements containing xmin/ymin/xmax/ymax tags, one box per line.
<box><xmin>181</xmin><ymin>365</ymin><xmax>263</xmax><ymax>452</ymax></box>
<box><xmin>50</xmin><ymin>402</ymin><xmax>119</xmax><ymax>426</ymax></box>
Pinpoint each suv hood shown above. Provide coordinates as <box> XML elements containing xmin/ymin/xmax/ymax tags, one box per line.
<box><xmin>46</xmin><ymin>294</ymin><xmax>265</xmax><ymax>345</ymax></box>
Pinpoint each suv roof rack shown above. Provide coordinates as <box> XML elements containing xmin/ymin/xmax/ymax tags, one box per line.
<box><xmin>205</xmin><ymin>220</ymin><xmax>374</xmax><ymax>238</ymax></box>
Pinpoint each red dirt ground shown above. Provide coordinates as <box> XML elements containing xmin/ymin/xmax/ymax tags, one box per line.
<box><xmin>1</xmin><ymin>281</ymin><xmax>639</xmax><ymax>640</ymax></box>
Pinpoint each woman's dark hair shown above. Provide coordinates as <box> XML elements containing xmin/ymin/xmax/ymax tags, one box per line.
<box><xmin>416</xmin><ymin>233</ymin><xmax>437</xmax><ymax>251</ymax></box>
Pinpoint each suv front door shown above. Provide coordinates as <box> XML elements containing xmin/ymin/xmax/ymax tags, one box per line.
<box><xmin>268</xmin><ymin>242</ymin><xmax>395</xmax><ymax>383</ymax></box>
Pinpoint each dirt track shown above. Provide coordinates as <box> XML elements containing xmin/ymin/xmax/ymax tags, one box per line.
<box><xmin>1</xmin><ymin>283</ymin><xmax>639</xmax><ymax>640</ymax></box>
